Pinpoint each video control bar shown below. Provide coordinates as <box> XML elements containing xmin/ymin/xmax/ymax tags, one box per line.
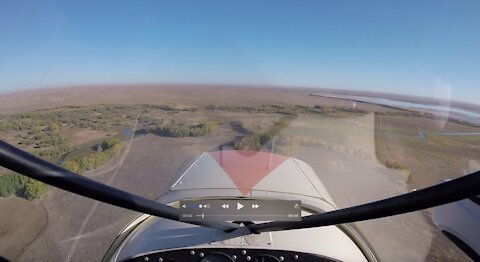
<box><xmin>179</xmin><ymin>199</ymin><xmax>301</xmax><ymax>222</ymax></box>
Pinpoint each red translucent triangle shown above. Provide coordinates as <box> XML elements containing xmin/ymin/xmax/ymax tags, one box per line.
<box><xmin>209</xmin><ymin>150</ymin><xmax>289</xmax><ymax>195</ymax></box>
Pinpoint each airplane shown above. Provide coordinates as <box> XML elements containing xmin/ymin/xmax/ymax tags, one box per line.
<box><xmin>0</xmin><ymin>140</ymin><xmax>479</xmax><ymax>262</ymax></box>
<box><xmin>433</xmin><ymin>193</ymin><xmax>480</xmax><ymax>260</ymax></box>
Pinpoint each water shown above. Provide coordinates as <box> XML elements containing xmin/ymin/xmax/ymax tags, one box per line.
<box><xmin>320</xmin><ymin>94</ymin><xmax>480</xmax><ymax>125</ymax></box>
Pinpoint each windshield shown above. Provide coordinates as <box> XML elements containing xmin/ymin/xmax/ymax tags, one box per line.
<box><xmin>1</xmin><ymin>1</ymin><xmax>479</xmax><ymax>262</ymax></box>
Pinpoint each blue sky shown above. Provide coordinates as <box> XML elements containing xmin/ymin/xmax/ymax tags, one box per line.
<box><xmin>0</xmin><ymin>1</ymin><xmax>479</xmax><ymax>103</ymax></box>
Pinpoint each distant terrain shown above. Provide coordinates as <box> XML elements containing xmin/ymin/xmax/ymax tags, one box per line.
<box><xmin>0</xmin><ymin>85</ymin><xmax>478</xmax><ymax>261</ymax></box>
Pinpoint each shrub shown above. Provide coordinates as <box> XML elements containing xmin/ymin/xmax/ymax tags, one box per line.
<box><xmin>233</xmin><ymin>135</ymin><xmax>262</xmax><ymax>151</ymax></box>
<box><xmin>102</xmin><ymin>137</ymin><xmax>121</xmax><ymax>150</ymax></box>
<box><xmin>0</xmin><ymin>173</ymin><xmax>45</xmax><ymax>200</ymax></box>
<box><xmin>0</xmin><ymin>173</ymin><xmax>25</xmax><ymax>197</ymax></box>
<box><xmin>47</xmin><ymin>121</ymin><xmax>61</xmax><ymax>131</ymax></box>
<box><xmin>61</xmin><ymin>138</ymin><xmax>123</xmax><ymax>174</ymax></box>
<box><xmin>31</xmin><ymin>126</ymin><xmax>42</xmax><ymax>135</ymax></box>
<box><xmin>232</xmin><ymin>116</ymin><xmax>294</xmax><ymax>152</ymax></box>
<box><xmin>62</xmin><ymin>160</ymin><xmax>82</xmax><ymax>173</ymax></box>
<box><xmin>385</xmin><ymin>159</ymin><xmax>407</xmax><ymax>170</ymax></box>
<box><xmin>189</xmin><ymin>121</ymin><xmax>218</xmax><ymax>136</ymax></box>
<box><xmin>24</xmin><ymin>179</ymin><xmax>45</xmax><ymax>200</ymax></box>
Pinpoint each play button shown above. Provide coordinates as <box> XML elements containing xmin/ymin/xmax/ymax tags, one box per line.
<box><xmin>237</xmin><ymin>202</ymin><xmax>244</xmax><ymax>210</ymax></box>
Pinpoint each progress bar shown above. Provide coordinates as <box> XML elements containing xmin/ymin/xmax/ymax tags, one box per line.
<box><xmin>179</xmin><ymin>199</ymin><xmax>301</xmax><ymax>222</ymax></box>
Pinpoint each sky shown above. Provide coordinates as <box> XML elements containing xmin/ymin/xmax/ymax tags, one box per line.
<box><xmin>0</xmin><ymin>0</ymin><xmax>479</xmax><ymax>103</ymax></box>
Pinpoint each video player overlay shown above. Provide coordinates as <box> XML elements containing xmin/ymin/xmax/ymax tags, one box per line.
<box><xmin>179</xmin><ymin>199</ymin><xmax>301</xmax><ymax>222</ymax></box>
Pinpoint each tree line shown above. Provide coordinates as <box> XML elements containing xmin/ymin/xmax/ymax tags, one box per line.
<box><xmin>61</xmin><ymin>137</ymin><xmax>123</xmax><ymax>174</ymax></box>
<box><xmin>150</xmin><ymin>121</ymin><xmax>218</xmax><ymax>137</ymax></box>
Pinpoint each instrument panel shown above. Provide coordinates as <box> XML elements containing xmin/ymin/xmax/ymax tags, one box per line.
<box><xmin>125</xmin><ymin>248</ymin><xmax>338</xmax><ymax>262</ymax></box>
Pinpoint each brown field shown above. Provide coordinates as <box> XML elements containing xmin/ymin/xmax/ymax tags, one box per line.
<box><xmin>375</xmin><ymin>115</ymin><xmax>480</xmax><ymax>188</ymax></box>
<box><xmin>62</xmin><ymin>128</ymin><xmax>109</xmax><ymax>148</ymax></box>
<box><xmin>0</xmin><ymin>197</ymin><xmax>47</xmax><ymax>261</ymax></box>
<box><xmin>0</xmin><ymin>85</ymin><xmax>394</xmax><ymax>113</ymax></box>
<box><xmin>0</xmin><ymin>85</ymin><xmax>478</xmax><ymax>261</ymax></box>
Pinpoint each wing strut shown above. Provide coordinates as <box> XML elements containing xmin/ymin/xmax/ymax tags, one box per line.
<box><xmin>2</xmin><ymin>139</ymin><xmax>479</xmax><ymax>236</ymax></box>
<box><xmin>0</xmin><ymin>140</ymin><xmax>238</xmax><ymax>231</ymax></box>
<box><xmin>246</xmin><ymin>169</ymin><xmax>480</xmax><ymax>233</ymax></box>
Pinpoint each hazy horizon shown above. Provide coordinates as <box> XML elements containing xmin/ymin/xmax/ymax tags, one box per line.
<box><xmin>2</xmin><ymin>83</ymin><xmax>479</xmax><ymax>109</ymax></box>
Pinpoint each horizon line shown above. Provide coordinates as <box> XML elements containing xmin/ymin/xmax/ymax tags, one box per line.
<box><xmin>1</xmin><ymin>82</ymin><xmax>478</xmax><ymax>108</ymax></box>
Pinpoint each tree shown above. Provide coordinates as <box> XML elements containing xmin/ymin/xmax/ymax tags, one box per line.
<box><xmin>79</xmin><ymin>156</ymin><xmax>96</xmax><ymax>171</ymax></box>
<box><xmin>102</xmin><ymin>137</ymin><xmax>121</xmax><ymax>150</ymax></box>
<box><xmin>24</xmin><ymin>179</ymin><xmax>45</xmax><ymax>200</ymax></box>
<box><xmin>0</xmin><ymin>173</ymin><xmax>27</xmax><ymax>198</ymax></box>
<box><xmin>62</xmin><ymin>160</ymin><xmax>82</xmax><ymax>174</ymax></box>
